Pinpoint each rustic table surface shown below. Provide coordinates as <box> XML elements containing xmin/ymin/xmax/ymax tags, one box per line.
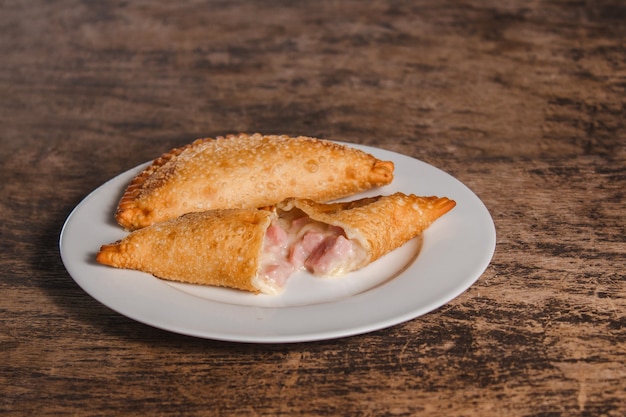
<box><xmin>2</xmin><ymin>1</ymin><xmax>625</xmax><ymax>416</ymax></box>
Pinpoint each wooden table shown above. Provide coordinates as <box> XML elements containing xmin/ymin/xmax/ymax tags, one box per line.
<box><xmin>2</xmin><ymin>1</ymin><xmax>624</xmax><ymax>415</ymax></box>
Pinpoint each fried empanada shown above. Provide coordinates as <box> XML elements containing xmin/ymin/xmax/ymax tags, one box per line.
<box><xmin>97</xmin><ymin>193</ymin><xmax>456</xmax><ymax>295</ymax></box>
<box><xmin>115</xmin><ymin>133</ymin><xmax>394</xmax><ymax>230</ymax></box>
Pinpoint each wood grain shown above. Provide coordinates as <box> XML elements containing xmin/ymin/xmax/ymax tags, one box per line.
<box><xmin>1</xmin><ymin>0</ymin><xmax>624</xmax><ymax>415</ymax></box>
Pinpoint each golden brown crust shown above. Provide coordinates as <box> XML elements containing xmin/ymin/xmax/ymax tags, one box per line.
<box><xmin>277</xmin><ymin>193</ymin><xmax>456</xmax><ymax>268</ymax></box>
<box><xmin>97</xmin><ymin>208</ymin><xmax>275</xmax><ymax>293</ymax></box>
<box><xmin>97</xmin><ymin>193</ymin><xmax>455</xmax><ymax>293</ymax></box>
<box><xmin>115</xmin><ymin>133</ymin><xmax>394</xmax><ymax>230</ymax></box>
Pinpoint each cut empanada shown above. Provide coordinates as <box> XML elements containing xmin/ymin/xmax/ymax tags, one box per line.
<box><xmin>115</xmin><ymin>133</ymin><xmax>394</xmax><ymax>230</ymax></box>
<box><xmin>97</xmin><ymin>193</ymin><xmax>456</xmax><ymax>295</ymax></box>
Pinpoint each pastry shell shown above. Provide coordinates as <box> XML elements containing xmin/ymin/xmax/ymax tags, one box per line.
<box><xmin>115</xmin><ymin>133</ymin><xmax>394</xmax><ymax>230</ymax></box>
<box><xmin>97</xmin><ymin>193</ymin><xmax>455</xmax><ymax>294</ymax></box>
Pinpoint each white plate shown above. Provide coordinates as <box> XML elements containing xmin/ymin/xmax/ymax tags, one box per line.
<box><xmin>59</xmin><ymin>143</ymin><xmax>495</xmax><ymax>343</ymax></box>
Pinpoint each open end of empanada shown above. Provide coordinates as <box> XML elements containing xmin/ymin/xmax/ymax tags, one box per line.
<box><xmin>253</xmin><ymin>209</ymin><xmax>368</xmax><ymax>295</ymax></box>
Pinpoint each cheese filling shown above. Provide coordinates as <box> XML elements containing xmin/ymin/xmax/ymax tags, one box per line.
<box><xmin>258</xmin><ymin>215</ymin><xmax>366</xmax><ymax>291</ymax></box>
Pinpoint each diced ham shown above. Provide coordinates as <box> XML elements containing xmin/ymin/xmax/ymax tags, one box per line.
<box><xmin>289</xmin><ymin>231</ymin><xmax>325</xmax><ymax>267</ymax></box>
<box><xmin>301</xmin><ymin>231</ymin><xmax>326</xmax><ymax>252</ymax></box>
<box><xmin>258</xmin><ymin>222</ymin><xmax>293</xmax><ymax>289</ymax></box>
<box><xmin>265</xmin><ymin>224</ymin><xmax>288</xmax><ymax>248</ymax></box>
<box><xmin>304</xmin><ymin>235</ymin><xmax>353</xmax><ymax>276</ymax></box>
<box><xmin>289</xmin><ymin>242</ymin><xmax>307</xmax><ymax>267</ymax></box>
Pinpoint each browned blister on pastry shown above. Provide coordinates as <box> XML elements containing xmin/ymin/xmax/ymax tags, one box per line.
<box><xmin>115</xmin><ymin>133</ymin><xmax>394</xmax><ymax>230</ymax></box>
<box><xmin>97</xmin><ymin>193</ymin><xmax>455</xmax><ymax>295</ymax></box>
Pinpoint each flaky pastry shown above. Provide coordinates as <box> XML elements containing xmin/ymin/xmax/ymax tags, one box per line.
<box><xmin>115</xmin><ymin>133</ymin><xmax>394</xmax><ymax>230</ymax></box>
<box><xmin>97</xmin><ymin>193</ymin><xmax>456</xmax><ymax>294</ymax></box>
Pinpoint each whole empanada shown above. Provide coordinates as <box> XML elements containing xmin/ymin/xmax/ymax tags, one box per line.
<box><xmin>97</xmin><ymin>193</ymin><xmax>456</xmax><ymax>294</ymax></box>
<box><xmin>115</xmin><ymin>133</ymin><xmax>394</xmax><ymax>230</ymax></box>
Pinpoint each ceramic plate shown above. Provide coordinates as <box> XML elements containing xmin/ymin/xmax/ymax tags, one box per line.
<box><xmin>59</xmin><ymin>143</ymin><xmax>495</xmax><ymax>343</ymax></box>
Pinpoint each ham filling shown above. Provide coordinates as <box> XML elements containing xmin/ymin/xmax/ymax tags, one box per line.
<box><xmin>258</xmin><ymin>215</ymin><xmax>365</xmax><ymax>290</ymax></box>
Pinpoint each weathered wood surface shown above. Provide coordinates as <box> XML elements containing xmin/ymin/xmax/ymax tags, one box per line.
<box><xmin>1</xmin><ymin>1</ymin><xmax>624</xmax><ymax>415</ymax></box>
